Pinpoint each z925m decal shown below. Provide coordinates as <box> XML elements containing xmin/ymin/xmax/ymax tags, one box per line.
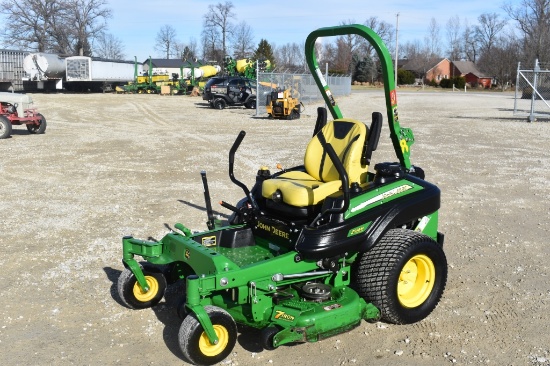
<box><xmin>350</xmin><ymin>184</ymin><xmax>415</xmax><ymax>214</ymax></box>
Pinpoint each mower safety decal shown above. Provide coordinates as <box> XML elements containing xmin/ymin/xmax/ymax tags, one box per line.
<box><xmin>414</xmin><ymin>216</ymin><xmax>430</xmax><ymax>233</ymax></box>
<box><xmin>201</xmin><ymin>236</ymin><xmax>216</xmax><ymax>247</ymax></box>
<box><xmin>315</xmin><ymin>68</ymin><xmax>328</xmax><ymax>87</ymax></box>
<box><xmin>349</xmin><ymin>184</ymin><xmax>416</xmax><ymax>214</ymax></box>
<box><xmin>390</xmin><ymin>90</ymin><xmax>397</xmax><ymax>106</ymax></box>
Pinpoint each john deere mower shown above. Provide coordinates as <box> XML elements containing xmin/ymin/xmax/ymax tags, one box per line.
<box><xmin>117</xmin><ymin>24</ymin><xmax>447</xmax><ymax>366</ymax></box>
<box><xmin>266</xmin><ymin>88</ymin><xmax>303</xmax><ymax>119</ymax></box>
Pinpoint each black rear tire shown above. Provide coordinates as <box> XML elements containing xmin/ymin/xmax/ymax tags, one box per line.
<box><xmin>352</xmin><ymin>228</ymin><xmax>447</xmax><ymax>324</ymax></box>
<box><xmin>27</xmin><ymin>113</ymin><xmax>47</xmax><ymax>134</ymax></box>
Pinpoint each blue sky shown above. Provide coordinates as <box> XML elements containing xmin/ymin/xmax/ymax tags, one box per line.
<box><xmin>1</xmin><ymin>0</ymin><xmax>520</xmax><ymax>60</ymax></box>
<box><xmin>107</xmin><ymin>0</ymin><xmax>520</xmax><ymax>62</ymax></box>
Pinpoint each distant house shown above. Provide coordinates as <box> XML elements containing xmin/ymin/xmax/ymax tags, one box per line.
<box><xmin>451</xmin><ymin>60</ymin><xmax>492</xmax><ymax>88</ymax></box>
<box><xmin>426</xmin><ymin>58</ymin><xmax>452</xmax><ymax>84</ymax></box>
<box><xmin>402</xmin><ymin>58</ymin><xmax>452</xmax><ymax>85</ymax></box>
<box><xmin>401</xmin><ymin>58</ymin><xmax>492</xmax><ymax>88</ymax></box>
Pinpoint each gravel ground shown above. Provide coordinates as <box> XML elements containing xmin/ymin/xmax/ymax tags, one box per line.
<box><xmin>1</xmin><ymin>89</ymin><xmax>549</xmax><ymax>365</ymax></box>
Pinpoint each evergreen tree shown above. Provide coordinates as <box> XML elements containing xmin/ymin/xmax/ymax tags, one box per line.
<box><xmin>397</xmin><ymin>69</ymin><xmax>415</xmax><ymax>85</ymax></box>
<box><xmin>253</xmin><ymin>39</ymin><xmax>275</xmax><ymax>68</ymax></box>
<box><xmin>353</xmin><ymin>54</ymin><xmax>375</xmax><ymax>83</ymax></box>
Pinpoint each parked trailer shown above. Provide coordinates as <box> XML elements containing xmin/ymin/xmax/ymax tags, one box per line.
<box><xmin>0</xmin><ymin>49</ymin><xmax>28</xmax><ymax>92</ymax></box>
<box><xmin>22</xmin><ymin>52</ymin><xmax>66</xmax><ymax>90</ymax></box>
<box><xmin>65</xmin><ymin>56</ymin><xmax>140</xmax><ymax>92</ymax></box>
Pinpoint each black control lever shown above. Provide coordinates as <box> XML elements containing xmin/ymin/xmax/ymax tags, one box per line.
<box><xmin>200</xmin><ymin>171</ymin><xmax>216</xmax><ymax>230</ymax></box>
<box><xmin>228</xmin><ymin>131</ymin><xmax>259</xmax><ymax>211</ymax></box>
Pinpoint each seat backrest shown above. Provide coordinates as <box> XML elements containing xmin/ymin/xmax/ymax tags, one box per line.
<box><xmin>304</xmin><ymin>118</ymin><xmax>369</xmax><ymax>184</ymax></box>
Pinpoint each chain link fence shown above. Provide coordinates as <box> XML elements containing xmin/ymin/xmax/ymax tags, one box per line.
<box><xmin>256</xmin><ymin>71</ymin><xmax>351</xmax><ymax>113</ymax></box>
<box><xmin>514</xmin><ymin>59</ymin><xmax>550</xmax><ymax>121</ymax></box>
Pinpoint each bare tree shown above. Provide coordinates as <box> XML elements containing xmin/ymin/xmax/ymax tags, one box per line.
<box><xmin>203</xmin><ymin>1</ymin><xmax>235</xmax><ymax>62</ymax></box>
<box><xmin>320</xmin><ymin>42</ymin><xmax>337</xmax><ymax>72</ymax></box>
<box><xmin>174</xmin><ymin>38</ymin><xmax>198</xmax><ymax>61</ymax></box>
<box><xmin>67</xmin><ymin>0</ymin><xmax>111</xmax><ymax>56</ymax></box>
<box><xmin>361</xmin><ymin>16</ymin><xmax>395</xmax><ymax>56</ymax></box>
<box><xmin>0</xmin><ymin>0</ymin><xmax>61</xmax><ymax>52</ymax></box>
<box><xmin>0</xmin><ymin>0</ymin><xmax>111</xmax><ymax>55</ymax></box>
<box><xmin>461</xmin><ymin>20</ymin><xmax>479</xmax><ymax>62</ymax></box>
<box><xmin>155</xmin><ymin>24</ymin><xmax>177</xmax><ymax>59</ymax></box>
<box><xmin>475</xmin><ymin>13</ymin><xmax>507</xmax><ymax>55</ymax></box>
<box><xmin>504</xmin><ymin>0</ymin><xmax>550</xmax><ymax>64</ymax></box>
<box><xmin>334</xmin><ymin>20</ymin><xmax>364</xmax><ymax>73</ymax></box>
<box><xmin>275</xmin><ymin>42</ymin><xmax>305</xmax><ymax>72</ymax></box>
<box><xmin>446</xmin><ymin>15</ymin><xmax>461</xmax><ymax>61</ymax></box>
<box><xmin>94</xmin><ymin>33</ymin><xmax>125</xmax><ymax>59</ymax></box>
<box><xmin>425</xmin><ymin>17</ymin><xmax>442</xmax><ymax>57</ymax></box>
<box><xmin>201</xmin><ymin>23</ymin><xmax>222</xmax><ymax>62</ymax></box>
<box><xmin>230</xmin><ymin>21</ymin><xmax>254</xmax><ymax>59</ymax></box>
<box><xmin>485</xmin><ymin>31</ymin><xmax>521</xmax><ymax>89</ymax></box>
<box><xmin>401</xmin><ymin>39</ymin><xmax>439</xmax><ymax>84</ymax></box>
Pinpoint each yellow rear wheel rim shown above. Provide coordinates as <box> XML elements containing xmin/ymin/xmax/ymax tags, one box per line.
<box><xmin>132</xmin><ymin>275</ymin><xmax>159</xmax><ymax>303</ymax></box>
<box><xmin>397</xmin><ymin>254</ymin><xmax>435</xmax><ymax>308</ymax></box>
<box><xmin>199</xmin><ymin>325</ymin><xmax>229</xmax><ymax>357</ymax></box>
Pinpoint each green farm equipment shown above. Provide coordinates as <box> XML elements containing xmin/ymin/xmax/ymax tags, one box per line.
<box><xmin>117</xmin><ymin>24</ymin><xmax>447</xmax><ymax>366</ymax></box>
<box><xmin>224</xmin><ymin>56</ymin><xmax>271</xmax><ymax>79</ymax></box>
<box><xmin>119</xmin><ymin>57</ymin><xmax>210</xmax><ymax>94</ymax></box>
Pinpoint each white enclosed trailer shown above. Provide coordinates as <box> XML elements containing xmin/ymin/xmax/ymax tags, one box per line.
<box><xmin>65</xmin><ymin>56</ymin><xmax>140</xmax><ymax>92</ymax></box>
<box><xmin>66</xmin><ymin>56</ymin><xmax>137</xmax><ymax>81</ymax></box>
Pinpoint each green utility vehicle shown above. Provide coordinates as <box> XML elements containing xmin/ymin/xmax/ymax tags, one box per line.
<box><xmin>117</xmin><ymin>24</ymin><xmax>447</xmax><ymax>366</ymax></box>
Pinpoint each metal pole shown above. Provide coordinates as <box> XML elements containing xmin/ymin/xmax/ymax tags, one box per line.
<box><xmin>255</xmin><ymin>59</ymin><xmax>260</xmax><ymax>117</ymax></box>
<box><xmin>529</xmin><ymin>59</ymin><xmax>539</xmax><ymax>122</ymax></box>
<box><xmin>513</xmin><ymin>62</ymin><xmax>520</xmax><ymax>115</ymax></box>
<box><xmin>395</xmin><ymin>13</ymin><xmax>399</xmax><ymax>85</ymax></box>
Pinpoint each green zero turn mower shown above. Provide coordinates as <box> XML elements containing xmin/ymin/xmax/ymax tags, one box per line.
<box><xmin>117</xmin><ymin>24</ymin><xmax>447</xmax><ymax>366</ymax></box>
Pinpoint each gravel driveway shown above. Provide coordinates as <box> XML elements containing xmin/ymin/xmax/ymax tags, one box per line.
<box><xmin>1</xmin><ymin>89</ymin><xmax>549</xmax><ymax>365</ymax></box>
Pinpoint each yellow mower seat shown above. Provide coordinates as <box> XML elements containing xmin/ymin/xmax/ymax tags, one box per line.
<box><xmin>262</xmin><ymin>118</ymin><xmax>369</xmax><ymax>207</ymax></box>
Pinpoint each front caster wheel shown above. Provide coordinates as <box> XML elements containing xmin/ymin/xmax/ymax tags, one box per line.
<box><xmin>117</xmin><ymin>267</ymin><xmax>167</xmax><ymax>309</ymax></box>
<box><xmin>178</xmin><ymin>305</ymin><xmax>237</xmax><ymax>366</ymax></box>
<box><xmin>260</xmin><ymin>326</ymin><xmax>280</xmax><ymax>350</ymax></box>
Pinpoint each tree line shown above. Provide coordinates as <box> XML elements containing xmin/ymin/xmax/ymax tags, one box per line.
<box><xmin>1</xmin><ymin>0</ymin><xmax>549</xmax><ymax>87</ymax></box>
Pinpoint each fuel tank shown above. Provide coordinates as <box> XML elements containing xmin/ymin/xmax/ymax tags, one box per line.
<box><xmin>23</xmin><ymin>53</ymin><xmax>66</xmax><ymax>81</ymax></box>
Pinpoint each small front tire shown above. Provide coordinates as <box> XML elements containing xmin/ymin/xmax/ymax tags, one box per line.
<box><xmin>260</xmin><ymin>326</ymin><xmax>280</xmax><ymax>350</ymax></box>
<box><xmin>179</xmin><ymin>305</ymin><xmax>237</xmax><ymax>366</ymax></box>
<box><xmin>117</xmin><ymin>267</ymin><xmax>167</xmax><ymax>309</ymax></box>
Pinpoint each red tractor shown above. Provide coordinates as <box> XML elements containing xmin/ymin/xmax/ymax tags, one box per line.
<box><xmin>0</xmin><ymin>92</ymin><xmax>46</xmax><ymax>139</ymax></box>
